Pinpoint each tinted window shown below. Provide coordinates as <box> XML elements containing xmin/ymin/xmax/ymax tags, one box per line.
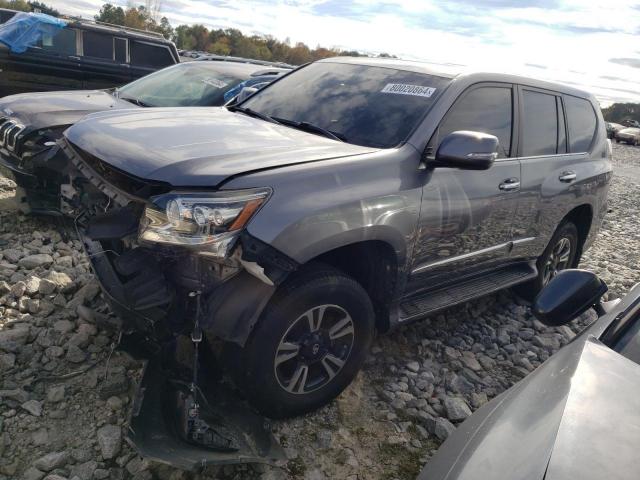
<box><xmin>37</xmin><ymin>28</ymin><xmax>76</xmax><ymax>56</ymax></box>
<box><xmin>521</xmin><ymin>90</ymin><xmax>558</xmax><ymax>156</ymax></box>
<box><xmin>83</xmin><ymin>31</ymin><xmax>113</xmax><ymax>60</ymax></box>
<box><xmin>130</xmin><ymin>41</ymin><xmax>173</xmax><ymax>68</ymax></box>
<box><xmin>0</xmin><ymin>10</ymin><xmax>16</xmax><ymax>23</ymax></box>
<box><xmin>435</xmin><ymin>86</ymin><xmax>513</xmax><ymax>158</ymax></box>
<box><xmin>565</xmin><ymin>96</ymin><xmax>597</xmax><ymax>152</ymax></box>
<box><xmin>114</xmin><ymin>38</ymin><xmax>127</xmax><ymax>63</ymax></box>
<box><xmin>243</xmin><ymin>62</ymin><xmax>451</xmax><ymax>148</ymax></box>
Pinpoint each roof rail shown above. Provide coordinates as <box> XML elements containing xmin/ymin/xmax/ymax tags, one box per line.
<box><xmin>64</xmin><ymin>16</ymin><xmax>166</xmax><ymax>39</ymax></box>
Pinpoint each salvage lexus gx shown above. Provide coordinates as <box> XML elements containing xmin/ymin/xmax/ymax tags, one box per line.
<box><xmin>55</xmin><ymin>57</ymin><xmax>611</xmax><ymax>419</ymax></box>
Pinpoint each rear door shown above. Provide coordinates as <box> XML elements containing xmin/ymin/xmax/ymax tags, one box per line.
<box><xmin>511</xmin><ymin>87</ymin><xmax>599</xmax><ymax>260</ymax></box>
<box><xmin>0</xmin><ymin>27</ymin><xmax>82</xmax><ymax>95</ymax></box>
<box><xmin>128</xmin><ymin>39</ymin><xmax>175</xmax><ymax>81</ymax></box>
<box><xmin>80</xmin><ymin>29</ymin><xmax>131</xmax><ymax>89</ymax></box>
<box><xmin>409</xmin><ymin>83</ymin><xmax>522</xmax><ymax>293</ymax></box>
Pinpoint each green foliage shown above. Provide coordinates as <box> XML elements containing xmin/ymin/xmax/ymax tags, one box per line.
<box><xmin>94</xmin><ymin>3</ymin><xmax>125</xmax><ymax>25</ymax></box>
<box><xmin>602</xmin><ymin>103</ymin><xmax>640</xmax><ymax>124</ymax></box>
<box><xmin>94</xmin><ymin>3</ymin><xmax>172</xmax><ymax>39</ymax></box>
<box><xmin>27</xmin><ymin>1</ymin><xmax>58</xmax><ymax>15</ymax></box>
<box><xmin>0</xmin><ymin>0</ymin><xmax>59</xmax><ymax>16</ymax></box>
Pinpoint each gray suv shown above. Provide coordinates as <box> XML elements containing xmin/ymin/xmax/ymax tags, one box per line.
<box><xmin>56</xmin><ymin>57</ymin><xmax>611</xmax><ymax>418</ymax></box>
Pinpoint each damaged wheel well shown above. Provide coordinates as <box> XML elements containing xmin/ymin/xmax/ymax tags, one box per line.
<box><xmin>311</xmin><ymin>241</ymin><xmax>398</xmax><ymax>333</ymax></box>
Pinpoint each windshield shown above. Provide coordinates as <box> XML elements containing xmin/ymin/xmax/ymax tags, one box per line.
<box><xmin>242</xmin><ymin>62</ymin><xmax>451</xmax><ymax>148</ymax></box>
<box><xmin>117</xmin><ymin>63</ymin><xmax>256</xmax><ymax>107</ymax></box>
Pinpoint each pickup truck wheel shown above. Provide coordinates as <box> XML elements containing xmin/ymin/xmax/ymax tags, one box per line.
<box><xmin>514</xmin><ymin>221</ymin><xmax>578</xmax><ymax>301</ymax></box>
<box><xmin>236</xmin><ymin>265</ymin><xmax>374</xmax><ymax>419</ymax></box>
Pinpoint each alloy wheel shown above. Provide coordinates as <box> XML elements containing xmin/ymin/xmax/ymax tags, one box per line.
<box><xmin>541</xmin><ymin>236</ymin><xmax>572</xmax><ymax>286</ymax></box>
<box><xmin>274</xmin><ymin>304</ymin><xmax>355</xmax><ymax>395</ymax></box>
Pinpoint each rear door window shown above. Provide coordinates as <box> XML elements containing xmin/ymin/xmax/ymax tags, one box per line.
<box><xmin>436</xmin><ymin>86</ymin><xmax>513</xmax><ymax>158</ymax></box>
<box><xmin>37</xmin><ymin>28</ymin><xmax>76</xmax><ymax>56</ymax></box>
<box><xmin>521</xmin><ymin>90</ymin><xmax>558</xmax><ymax>156</ymax></box>
<box><xmin>565</xmin><ymin>96</ymin><xmax>597</xmax><ymax>152</ymax></box>
<box><xmin>130</xmin><ymin>41</ymin><xmax>173</xmax><ymax>68</ymax></box>
<box><xmin>83</xmin><ymin>31</ymin><xmax>113</xmax><ymax>60</ymax></box>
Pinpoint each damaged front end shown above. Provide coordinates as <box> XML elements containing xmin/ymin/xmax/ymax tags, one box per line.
<box><xmin>0</xmin><ymin>118</ymin><xmax>73</xmax><ymax>214</ymax></box>
<box><xmin>59</xmin><ymin>138</ymin><xmax>296</xmax><ymax>469</ymax></box>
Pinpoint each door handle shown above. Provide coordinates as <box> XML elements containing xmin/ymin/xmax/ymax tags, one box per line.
<box><xmin>559</xmin><ymin>171</ymin><xmax>577</xmax><ymax>182</ymax></box>
<box><xmin>499</xmin><ymin>178</ymin><xmax>520</xmax><ymax>191</ymax></box>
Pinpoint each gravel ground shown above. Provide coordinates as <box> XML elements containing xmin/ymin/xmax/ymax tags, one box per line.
<box><xmin>0</xmin><ymin>143</ymin><xmax>638</xmax><ymax>480</ymax></box>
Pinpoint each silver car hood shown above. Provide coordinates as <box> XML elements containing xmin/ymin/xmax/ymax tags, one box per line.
<box><xmin>420</xmin><ymin>292</ymin><xmax>640</xmax><ymax>480</ymax></box>
<box><xmin>63</xmin><ymin>107</ymin><xmax>377</xmax><ymax>187</ymax></box>
<box><xmin>0</xmin><ymin>90</ymin><xmax>134</xmax><ymax>129</ymax></box>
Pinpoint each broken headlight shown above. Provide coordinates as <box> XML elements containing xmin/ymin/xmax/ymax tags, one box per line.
<box><xmin>139</xmin><ymin>188</ymin><xmax>270</xmax><ymax>254</ymax></box>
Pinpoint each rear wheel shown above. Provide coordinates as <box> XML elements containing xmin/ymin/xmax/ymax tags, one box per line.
<box><xmin>234</xmin><ymin>265</ymin><xmax>375</xmax><ymax>418</ymax></box>
<box><xmin>514</xmin><ymin>221</ymin><xmax>579</xmax><ymax>301</ymax></box>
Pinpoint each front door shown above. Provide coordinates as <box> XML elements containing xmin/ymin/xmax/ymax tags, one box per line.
<box><xmin>408</xmin><ymin>83</ymin><xmax>521</xmax><ymax>294</ymax></box>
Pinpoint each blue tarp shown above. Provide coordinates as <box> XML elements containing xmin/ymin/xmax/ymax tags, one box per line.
<box><xmin>0</xmin><ymin>12</ymin><xmax>67</xmax><ymax>54</ymax></box>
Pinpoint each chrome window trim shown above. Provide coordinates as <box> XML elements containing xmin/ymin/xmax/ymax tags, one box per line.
<box><xmin>411</xmin><ymin>237</ymin><xmax>536</xmax><ymax>274</ymax></box>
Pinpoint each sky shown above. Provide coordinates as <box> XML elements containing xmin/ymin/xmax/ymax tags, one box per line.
<box><xmin>48</xmin><ymin>0</ymin><xmax>640</xmax><ymax>106</ymax></box>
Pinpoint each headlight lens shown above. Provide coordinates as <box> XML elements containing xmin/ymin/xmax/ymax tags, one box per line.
<box><xmin>139</xmin><ymin>188</ymin><xmax>270</xmax><ymax>251</ymax></box>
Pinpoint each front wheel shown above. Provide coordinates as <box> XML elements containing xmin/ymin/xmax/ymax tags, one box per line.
<box><xmin>234</xmin><ymin>265</ymin><xmax>375</xmax><ymax>418</ymax></box>
<box><xmin>514</xmin><ymin>221</ymin><xmax>579</xmax><ymax>301</ymax></box>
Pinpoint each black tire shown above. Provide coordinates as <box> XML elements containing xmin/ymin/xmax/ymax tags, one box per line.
<box><xmin>234</xmin><ymin>264</ymin><xmax>375</xmax><ymax>418</ymax></box>
<box><xmin>615</xmin><ymin>138</ymin><xmax>620</xmax><ymax>143</ymax></box>
<box><xmin>514</xmin><ymin>221</ymin><xmax>579</xmax><ymax>302</ymax></box>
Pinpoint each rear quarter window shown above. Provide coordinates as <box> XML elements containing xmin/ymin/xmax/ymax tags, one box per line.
<box><xmin>83</xmin><ymin>31</ymin><xmax>114</xmax><ymax>60</ymax></box>
<box><xmin>130</xmin><ymin>41</ymin><xmax>174</xmax><ymax>68</ymax></box>
<box><xmin>565</xmin><ymin>96</ymin><xmax>597</xmax><ymax>152</ymax></box>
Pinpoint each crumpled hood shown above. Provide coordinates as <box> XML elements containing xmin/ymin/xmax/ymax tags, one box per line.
<box><xmin>0</xmin><ymin>90</ymin><xmax>135</xmax><ymax>129</ymax></box>
<box><xmin>64</xmin><ymin>107</ymin><xmax>377</xmax><ymax>187</ymax></box>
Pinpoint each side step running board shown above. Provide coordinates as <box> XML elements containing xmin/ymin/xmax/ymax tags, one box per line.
<box><xmin>399</xmin><ymin>263</ymin><xmax>537</xmax><ymax>322</ymax></box>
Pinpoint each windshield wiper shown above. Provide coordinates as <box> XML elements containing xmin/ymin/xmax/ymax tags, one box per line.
<box><xmin>272</xmin><ymin>117</ymin><xmax>346</xmax><ymax>142</ymax></box>
<box><xmin>227</xmin><ymin>105</ymin><xmax>279</xmax><ymax>124</ymax></box>
<box><xmin>119</xmin><ymin>96</ymin><xmax>153</xmax><ymax>108</ymax></box>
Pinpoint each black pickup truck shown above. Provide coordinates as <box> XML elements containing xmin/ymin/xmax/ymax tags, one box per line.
<box><xmin>0</xmin><ymin>12</ymin><xmax>179</xmax><ymax>96</ymax></box>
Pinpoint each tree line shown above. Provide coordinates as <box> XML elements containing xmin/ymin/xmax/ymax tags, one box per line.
<box><xmin>93</xmin><ymin>3</ymin><xmax>395</xmax><ymax>64</ymax></box>
<box><xmin>0</xmin><ymin>0</ymin><xmax>59</xmax><ymax>16</ymax></box>
<box><xmin>602</xmin><ymin>103</ymin><xmax>640</xmax><ymax>124</ymax></box>
<box><xmin>0</xmin><ymin>0</ymin><xmax>398</xmax><ymax>64</ymax></box>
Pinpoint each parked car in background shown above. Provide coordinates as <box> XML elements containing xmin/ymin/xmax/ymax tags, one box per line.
<box><xmin>0</xmin><ymin>12</ymin><xmax>179</xmax><ymax>97</ymax></box>
<box><xmin>615</xmin><ymin>127</ymin><xmax>640</xmax><ymax>145</ymax></box>
<box><xmin>606</xmin><ymin>121</ymin><xmax>625</xmax><ymax>139</ymax></box>
<box><xmin>419</xmin><ymin>269</ymin><xmax>640</xmax><ymax>480</ymax></box>
<box><xmin>57</xmin><ymin>58</ymin><xmax>611</xmax><ymax>420</ymax></box>
<box><xmin>0</xmin><ymin>60</ymin><xmax>289</xmax><ymax>214</ymax></box>
<box><xmin>624</xmin><ymin>119</ymin><xmax>640</xmax><ymax>128</ymax></box>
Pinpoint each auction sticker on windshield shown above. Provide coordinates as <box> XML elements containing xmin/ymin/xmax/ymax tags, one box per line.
<box><xmin>381</xmin><ymin>83</ymin><xmax>436</xmax><ymax>97</ymax></box>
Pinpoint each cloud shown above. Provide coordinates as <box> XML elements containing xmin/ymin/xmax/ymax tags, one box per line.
<box><xmin>610</xmin><ymin>58</ymin><xmax>640</xmax><ymax>69</ymax></box>
<box><xmin>47</xmin><ymin>0</ymin><xmax>640</xmax><ymax>104</ymax></box>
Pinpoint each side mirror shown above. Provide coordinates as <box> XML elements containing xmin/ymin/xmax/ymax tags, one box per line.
<box><xmin>532</xmin><ymin>269</ymin><xmax>608</xmax><ymax>326</ymax></box>
<box><xmin>434</xmin><ymin>131</ymin><xmax>499</xmax><ymax>170</ymax></box>
<box><xmin>237</xmin><ymin>86</ymin><xmax>259</xmax><ymax>103</ymax></box>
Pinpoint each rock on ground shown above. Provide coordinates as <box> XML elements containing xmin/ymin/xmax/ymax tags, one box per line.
<box><xmin>0</xmin><ymin>143</ymin><xmax>638</xmax><ymax>479</ymax></box>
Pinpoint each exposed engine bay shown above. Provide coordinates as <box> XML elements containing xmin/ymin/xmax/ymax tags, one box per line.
<box><xmin>49</xmin><ymin>137</ymin><xmax>297</xmax><ymax>469</ymax></box>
